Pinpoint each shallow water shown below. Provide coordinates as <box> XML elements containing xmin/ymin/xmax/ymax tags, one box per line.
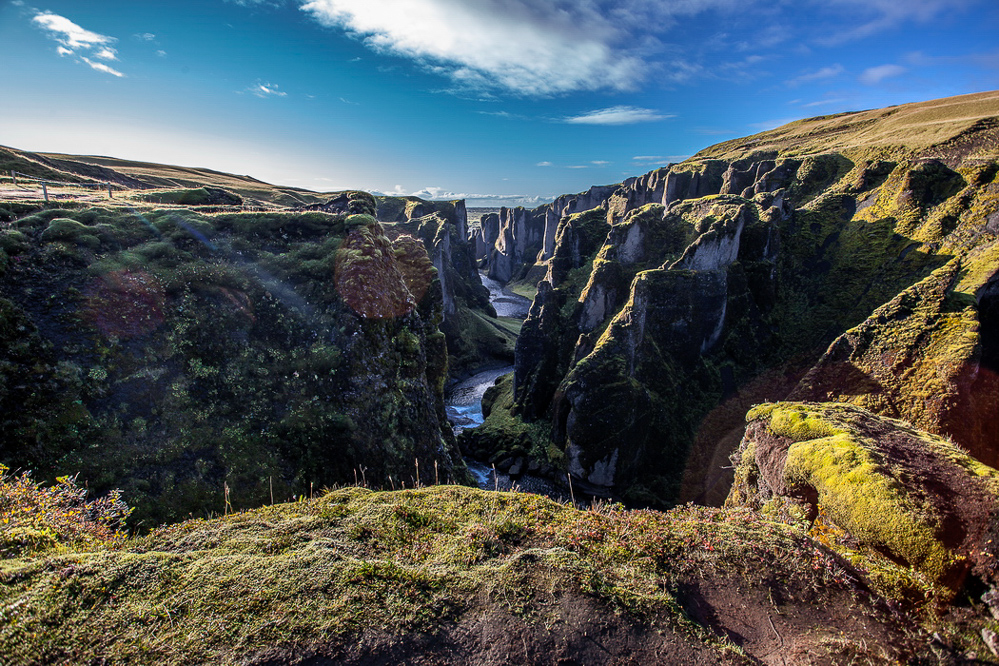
<box><xmin>445</xmin><ymin>273</ymin><xmax>537</xmax><ymax>491</ymax></box>
<box><xmin>445</xmin><ymin>365</ymin><xmax>513</xmax><ymax>433</ymax></box>
<box><xmin>479</xmin><ymin>272</ymin><xmax>532</xmax><ymax>319</ymax></box>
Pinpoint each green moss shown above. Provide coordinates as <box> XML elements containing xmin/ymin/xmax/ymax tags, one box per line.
<box><xmin>134</xmin><ymin>188</ymin><xmax>242</xmax><ymax>206</ymax></box>
<box><xmin>765</xmin><ymin>403</ymin><xmax>843</xmax><ymax>440</ymax></box>
<box><xmin>40</xmin><ymin>218</ymin><xmax>100</xmax><ymax>249</ymax></box>
<box><xmin>0</xmin><ymin>229</ymin><xmax>29</xmax><ymax>254</ymax></box>
<box><xmin>748</xmin><ymin>403</ymin><xmax>971</xmax><ymax>588</ymax></box>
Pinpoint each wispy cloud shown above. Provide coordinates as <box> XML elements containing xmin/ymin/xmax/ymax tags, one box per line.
<box><xmin>800</xmin><ymin>97</ymin><xmax>848</xmax><ymax>108</ymax></box>
<box><xmin>817</xmin><ymin>0</ymin><xmax>968</xmax><ymax>44</ymax></box>
<box><xmin>591</xmin><ymin>160</ymin><xmax>611</xmax><ymax>166</ymax></box>
<box><xmin>249</xmin><ymin>82</ymin><xmax>288</xmax><ymax>97</ymax></box>
<box><xmin>564</xmin><ymin>106</ymin><xmax>672</xmax><ymax>125</ymax></box>
<box><xmin>80</xmin><ymin>57</ymin><xmax>124</xmax><ymax>77</ymax></box>
<box><xmin>31</xmin><ymin>11</ymin><xmax>125</xmax><ymax>76</ymax></box>
<box><xmin>299</xmin><ymin>0</ymin><xmax>744</xmax><ymax>96</ymax></box>
<box><xmin>786</xmin><ymin>64</ymin><xmax>844</xmax><ymax>87</ymax></box>
<box><xmin>858</xmin><ymin>64</ymin><xmax>906</xmax><ymax>85</ymax></box>
<box><xmin>749</xmin><ymin>117</ymin><xmax>805</xmax><ymax>131</ymax></box>
<box><xmin>536</xmin><ymin>161</ymin><xmax>553</xmax><ymax>167</ymax></box>
<box><xmin>631</xmin><ymin>155</ymin><xmax>688</xmax><ymax>166</ymax></box>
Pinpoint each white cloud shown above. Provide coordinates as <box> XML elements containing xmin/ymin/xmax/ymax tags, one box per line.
<box><xmin>299</xmin><ymin>0</ymin><xmax>744</xmax><ymax>95</ymax></box>
<box><xmin>564</xmin><ymin>106</ymin><xmax>672</xmax><ymax>125</ymax></box>
<box><xmin>376</xmin><ymin>186</ymin><xmax>548</xmax><ymax>206</ymax></box>
<box><xmin>786</xmin><ymin>64</ymin><xmax>844</xmax><ymax>87</ymax></box>
<box><xmin>858</xmin><ymin>64</ymin><xmax>906</xmax><ymax>85</ymax></box>
<box><xmin>536</xmin><ymin>161</ymin><xmax>553</xmax><ymax>167</ymax></box>
<box><xmin>31</xmin><ymin>11</ymin><xmax>124</xmax><ymax>76</ymax></box>
<box><xmin>80</xmin><ymin>57</ymin><xmax>124</xmax><ymax>77</ymax></box>
<box><xmin>33</xmin><ymin>12</ymin><xmax>115</xmax><ymax>49</ymax></box>
<box><xmin>250</xmin><ymin>82</ymin><xmax>288</xmax><ymax>97</ymax></box>
<box><xmin>591</xmin><ymin>160</ymin><xmax>611</xmax><ymax>166</ymax></box>
<box><xmin>135</xmin><ymin>33</ymin><xmax>156</xmax><ymax>41</ymax></box>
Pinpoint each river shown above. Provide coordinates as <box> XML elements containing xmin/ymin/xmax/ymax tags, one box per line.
<box><xmin>445</xmin><ymin>273</ymin><xmax>540</xmax><ymax>490</ymax></box>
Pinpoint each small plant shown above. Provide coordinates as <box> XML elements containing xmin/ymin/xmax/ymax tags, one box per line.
<box><xmin>0</xmin><ymin>463</ymin><xmax>133</xmax><ymax>557</ymax></box>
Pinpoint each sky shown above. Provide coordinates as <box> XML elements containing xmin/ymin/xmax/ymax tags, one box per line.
<box><xmin>1</xmin><ymin>0</ymin><xmax>997</xmax><ymax>207</ymax></box>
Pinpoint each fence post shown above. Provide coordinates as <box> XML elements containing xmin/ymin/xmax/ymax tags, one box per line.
<box><xmin>107</xmin><ymin>182</ymin><xmax>113</xmax><ymax>199</ymax></box>
<box><xmin>42</xmin><ymin>182</ymin><xmax>48</xmax><ymax>202</ymax></box>
<box><xmin>11</xmin><ymin>170</ymin><xmax>15</xmax><ymax>187</ymax></box>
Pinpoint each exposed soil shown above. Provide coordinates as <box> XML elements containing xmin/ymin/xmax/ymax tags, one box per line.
<box><xmin>246</xmin><ymin>580</ymin><xmax>937</xmax><ymax>666</ymax></box>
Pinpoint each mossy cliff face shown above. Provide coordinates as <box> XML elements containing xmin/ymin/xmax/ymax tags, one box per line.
<box><xmin>727</xmin><ymin>401</ymin><xmax>999</xmax><ymax>602</ymax></box>
<box><xmin>373</xmin><ymin>196</ymin><xmax>507</xmax><ymax>380</ymax></box>
<box><xmin>469</xmin><ymin>92</ymin><xmax>999</xmax><ymax>509</ymax></box>
<box><xmin>791</xmin><ymin>260</ymin><xmax>999</xmax><ymax>467</ymax></box>
<box><xmin>0</xmin><ymin>193</ymin><xmax>469</xmax><ymax>525</ymax></box>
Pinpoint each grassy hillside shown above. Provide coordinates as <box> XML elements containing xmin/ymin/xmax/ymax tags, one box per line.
<box><xmin>0</xmin><ymin>145</ymin><xmax>327</xmax><ymax>209</ymax></box>
<box><xmin>696</xmin><ymin>89</ymin><xmax>999</xmax><ymax>160</ymax></box>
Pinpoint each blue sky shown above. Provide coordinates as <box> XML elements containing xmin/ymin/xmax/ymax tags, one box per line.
<box><xmin>1</xmin><ymin>0</ymin><xmax>997</xmax><ymax>206</ymax></box>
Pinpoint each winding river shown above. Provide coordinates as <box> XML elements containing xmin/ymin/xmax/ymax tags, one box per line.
<box><xmin>445</xmin><ymin>273</ymin><xmax>533</xmax><ymax>488</ymax></box>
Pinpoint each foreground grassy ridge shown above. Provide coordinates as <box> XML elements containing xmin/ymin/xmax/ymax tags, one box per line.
<box><xmin>1</xmin><ymin>484</ymin><xmax>887</xmax><ymax>665</ymax></box>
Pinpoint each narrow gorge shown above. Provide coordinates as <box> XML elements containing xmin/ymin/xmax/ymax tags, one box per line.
<box><xmin>4</xmin><ymin>90</ymin><xmax>999</xmax><ymax>664</ymax></box>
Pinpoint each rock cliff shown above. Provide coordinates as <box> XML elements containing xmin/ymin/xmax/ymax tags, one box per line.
<box><xmin>374</xmin><ymin>196</ymin><xmax>514</xmax><ymax>379</ymax></box>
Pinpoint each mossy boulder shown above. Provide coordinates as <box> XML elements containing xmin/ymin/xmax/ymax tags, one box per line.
<box><xmin>727</xmin><ymin>401</ymin><xmax>999</xmax><ymax>600</ymax></box>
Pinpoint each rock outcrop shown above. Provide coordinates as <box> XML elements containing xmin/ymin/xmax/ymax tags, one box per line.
<box><xmin>727</xmin><ymin>401</ymin><xmax>999</xmax><ymax>602</ymax></box>
<box><xmin>374</xmin><ymin>196</ymin><xmax>513</xmax><ymax>379</ymax></box>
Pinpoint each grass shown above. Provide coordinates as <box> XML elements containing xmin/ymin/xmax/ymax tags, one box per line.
<box><xmin>506</xmin><ymin>281</ymin><xmax>538</xmax><ymax>300</ymax></box>
<box><xmin>695</xmin><ymin>90</ymin><xmax>999</xmax><ymax>161</ymax></box>
<box><xmin>0</xmin><ymin>482</ymin><xmax>871</xmax><ymax>665</ymax></box>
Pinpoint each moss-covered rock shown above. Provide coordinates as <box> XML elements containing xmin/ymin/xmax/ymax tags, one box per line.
<box><xmin>134</xmin><ymin>187</ymin><xmax>243</xmax><ymax>207</ymax></box>
<box><xmin>727</xmin><ymin>401</ymin><xmax>999</xmax><ymax>601</ymax></box>
<box><xmin>791</xmin><ymin>260</ymin><xmax>999</xmax><ymax>466</ymax></box>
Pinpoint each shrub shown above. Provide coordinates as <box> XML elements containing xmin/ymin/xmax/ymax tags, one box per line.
<box><xmin>0</xmin><ymin>464</ymin><xmax>133</xmax><ymax>557</ymax></box>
